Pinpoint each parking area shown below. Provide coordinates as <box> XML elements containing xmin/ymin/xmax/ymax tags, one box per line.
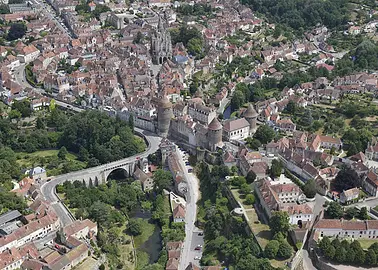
<box><xmin>188</xmin><ymin>230</ymin><xmax>205</xmax><ymax>266</ymax></box>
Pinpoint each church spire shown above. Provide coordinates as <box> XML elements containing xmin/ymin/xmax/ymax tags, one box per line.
<box><xmin>158</xmin><ymin>16</ymin><xmax>164</xmax><ymax>31</ymax></box>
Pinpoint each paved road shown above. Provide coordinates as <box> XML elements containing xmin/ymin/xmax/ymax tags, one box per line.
<box><xmin>40</xmin><ymin>128</ymin><xmax>162</xmax><ymax>227</ymax></box>
<box><xmin>346</xmin><ymin>197</ymin><xmax>378</xmax><ymax>210</ymax></box>
<box><xmin>13</xmin><ymin>65</ymin><xmax>85</xmax><ymax>113</ymax></box>
<box><xmin>176</xmin><ymin>147</ymin><xmax>202</xmax><ymax>269</ymax></box>
<box><xmin>32</xmin><ymin>0</ymin><xmax>72</xmax><ymax>37</ymax></box>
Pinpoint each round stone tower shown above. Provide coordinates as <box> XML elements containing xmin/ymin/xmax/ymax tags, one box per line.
<box><xmin>157</xmin><ymin>95</ymin><xmax>173</xmax><ymax>138</ymax></box>
<box><xmin>244</xmin><ymin>103</ymin><xmax>258</xmax><ymax>133</ymax></box>
<box><xmin>207</xmin><ymin>117</ymin><xmax>222</xmax><ymax>151</ymax></box>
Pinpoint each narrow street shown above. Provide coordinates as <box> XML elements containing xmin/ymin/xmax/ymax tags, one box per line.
<box><xmin>175</xmin><ymin>146</ymin><xmax>203</xmax><ymax>270</ymax></box>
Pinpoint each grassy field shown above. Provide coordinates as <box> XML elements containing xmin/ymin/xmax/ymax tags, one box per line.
<box><xmin>358</xmin><ymin>239</ymin><xmax>378</xmax><ymax>249</ymax></box>
<box><xmin>133</xmin><ymin>219</ymin><xmax>156</xmax><ymax>248</ymax></box>
<box><xmin>16</xmin><ymin>149</ymin><xmax>81</xmax><ymax>167</ymax></box>
<box><xmin>75</xmin><ymin>257</ymin><xmax>99</xmax><ymax>270</ymax></box>
<box><xmin>230</xmin><ymin>188</ymin><xmax>291</xmax><ymax>268</ymax></box>
<box><xmin>231</xmin><ymin>189</ymin><xmax>271</xmax><ymax>248</ymax></box>
<box><xmin>118</xmin><ymin>224</ymin><xmax>135</xmax><ymax>270</ymax></box>
<box><xmin>134</xmin><ymin>219</ymin><xmax>156</xmax><ymax>269</ymax></box>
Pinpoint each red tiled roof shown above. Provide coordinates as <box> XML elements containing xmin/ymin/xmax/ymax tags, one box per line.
<box><xmin>173</xmin><ymin>204</ymin><xmax>185</xmax><ymax>219</ymax></box>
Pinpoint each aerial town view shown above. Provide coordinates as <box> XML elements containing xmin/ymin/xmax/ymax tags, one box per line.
<box><xmin>1</xmin><ymin>0</ymin><xmax>378</xmax><ymax>269</ymax></box>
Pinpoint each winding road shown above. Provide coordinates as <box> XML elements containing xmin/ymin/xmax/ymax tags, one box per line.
<box><xmin>40</xmin><ymin>128</ymin><xmax>162</xmax><ymax>227</ymax></box>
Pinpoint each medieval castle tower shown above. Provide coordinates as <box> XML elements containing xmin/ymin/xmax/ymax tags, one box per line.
<box><xmin>157</xmin><ymin>95</ymin><xmax>173</xmax><ymax>138</ymax></box>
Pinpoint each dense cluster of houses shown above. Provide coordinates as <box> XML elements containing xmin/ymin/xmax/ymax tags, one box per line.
<box><xmin>0</xmin><ymin>200</ymin><xmax>97</xmax><ymax>270</ymax></box>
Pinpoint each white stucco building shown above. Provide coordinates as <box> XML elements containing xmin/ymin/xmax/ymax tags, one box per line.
<box><xmin>223</xmin><ymin>118</ymin><xmax>250</xmax><ymax>141</ymax></box>
<box><xmin>314</xmin><ymin>219</ymin><xmax>378</xmax><ymax>240</ymax></box>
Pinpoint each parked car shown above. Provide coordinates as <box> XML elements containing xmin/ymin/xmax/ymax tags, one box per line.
<box><xmin>194</xmin><ymin>256</ymin><xmax>201</xmax><ymax>260</ymax></box>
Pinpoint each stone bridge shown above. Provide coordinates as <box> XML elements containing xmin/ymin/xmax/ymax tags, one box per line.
<box><xmin>76</xmin><ymin>157</ymin><xmax>148</xmax><ymax>187</ymax></box>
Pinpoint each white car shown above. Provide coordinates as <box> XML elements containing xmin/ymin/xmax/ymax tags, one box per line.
<box><xmin>194</xmin><ymin>256</ymin><xmax>201</xmax><ymax>260</ymax></box>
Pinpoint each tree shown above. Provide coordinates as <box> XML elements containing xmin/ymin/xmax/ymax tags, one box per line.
<box><xmin>153</xmin><ymin>169</ymin><xmax>173</xmax><ymax>193</ymax></box>
<box><xmin>133</xmin><ymin>31</ymin><xmax>143</xmax><ymax>44</ymax></box>
<box><xmin>277</xmin><ymin>240</ymin><xmax>292</xmax><ymax>259</ymax></box>
<box><xmin>58</xmin><ymin>146</ymin><xmax>68</xmax><ymax>160</ymax></box>
<box><xmin>366</xmin><ymin>249</ymin><xmax>377</xmax><ymax>265</ymax></box>
<box><xmin>246</xmin><ymin>138</ymin><xmax>262</xmax><ymax>150</ymax></box>
<box><xmin>187</xmin><ymin>37</ymin><xmax>204</xmax><ymax>56</ymax></box>
<box><xmin>231</xmin><ymin>90</ymin><xmax>245</xmax><ymax>111</ymax></box>
<box><xmin>246</xmin><ymin>170</ymin><xmax>257</xmax><ymax>184</ymax></box>
<box><xmin>285</xmin><ymin>100</ymin><xmax>297</xmax><ymax>115</ymax></box>
<box><xmin>351</xmin><ymin>241</ymin><xmax>365</xmax><ymax>264</ymax></box>
<box><xmin>346</xmin><ymin>207</ymin><xmax>358</xmax><ymax>219</ymax></box>
<box><xmin>240</xmin><ymin>183</ymin><xmax>252</xmax><ymax>194</ymax></box>
<box><xmin>270</xmin><ymin>159</ymin><xmax>283</xmax><ymax>178</ymax></box>
<box><xmin>359</xmin><ymin>206</ymin><xmax>369</xmax><ymax>220</ymax></box>
<box><xmin>87</xmin><ymin>157</ymin><xmax>100</xmax><ymax>167</ymax></box>
<box><xmin>0</xmin><ymin>4</ymin><xmax>10</xmax><ymax>14</ymax></box>
<box><xmin>127</xmin><ymin>219</ymin><xmax>142</xmax><ymax>236</ymax></box>
<box><xmin>264</xmin><ymin>240</ymin><xmax>280</xmax><ymax>258</ymax></box>
<box><xmin>11</xmin><ymin>99</ymin><xmax>32</xmax><ymax>117</ymax></box>
<box><xmin>303</xmin><ymin>179</ymin><xmax>317</xmax><ymax>198</ymax></box>
<box><xmin>326</xmin><ymin>202</ymin><xmax>343</xmax><ymax>219</ymax></box>
<box><xmin>7</xmin><ymin>23</ymin><xmax>27</xmax><ymax>41</ymax></box>
<box><xmin>245</xmin><ymin>194</ymin><xmax>255</xmax><ymax>205</ymax></box>
<box><xmin>334</xmin><ymin>247</ymin><xmax>346</xmax><ymax>263</ymax></box>
<box><xmin>254</xmin><ymin>125</ymin><xmax>275</xmax><ymax>144</ymax></box>
<box><xmin>369</xmin><ymin>242</ymin><xmax>378</xmax><ymax>254</ymax></box>
<box><xmin>78</xmin><ymin>146</ymin><xmax>89</xmax><ymax>162</ymax></box>
<box><xmin>319</xmin><ymin>236</ymin><xmax>331</xmax><ymax>251</ymax></box>
<box><xmin>333</xmin><ymin>165</ymin><xmax>360</xmax><ymax>193</ymax></box>
<box><xmin>128</xmin><ymin>114</ymin><xmax>134</xmax><ymax>130</ymax></box>
<box><xmin>347</xmin><ymin>143</ymin><xmax>359</xmax><ymax>156</ymax></box>
<box><xmin>324</xmin><ymin>245</ymin><xmax>335</xmax><ymax>259</ymax></box>
<box><xmin>345</xmin><ymin>247</ymin><xmax>356</xmax><ymax>264</ymax></box>
<box><xmin>36</xmin><ymin>117</ymin><xmax>46</xmax><ymax>130</ymax></box>
<box><xmin>8</xmin><ymin>110</ymin><xmax>21</xmax><ymax>120</ymax></box>
<box><xmin>302</xmin><ymin>109</ymin><xmax>313</xmax><ymax>126</ymax></box>
<box><xmin>269</xmin><ymin>211</ymin><xmax>290</xmax><ymax>235</ymax></box>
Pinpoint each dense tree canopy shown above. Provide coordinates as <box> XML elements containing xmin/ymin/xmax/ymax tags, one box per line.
<box><xmin>303</xmin><ymin>179</ymin><xmax>317</xmax><ymax>198</ymax></box>
<box><xmin>254</xmin><ymin>125</ymin><xmax>275</xmax><ymax>144</ymax></box>
<box><xmin>197</xmin><ymin>162</ymin><xmax>274</xmax><ymax>268</ymax></box>
<box><xmin>269</xmin><ymin>211</ymin><xmax>290</xmax><ymax>236</ymax></box>
<box><xmin>335</xmin><ymin>40</ymin><xmax>378</xmax><ymax>76</ymax></box>
<box><xmin>7</xmin><ymin>23</ymin><xmax>27</xmax><ymax>41</ymax></box>
<box><xmin>319</xmin><ymin>235</ymin><xmax>378</xmax><ymax>266</ymax></box>
<box><xmin>326</xmin><ymin>201</ymin><xmax>343</xmax><ymax>219</ymax></box>
<box><xmin>60</xmin><ymin>110</ymin><xmax>145</xmax><ymax>164</ymax></box>
<box><xmin>241</xmin><ymin>0</ymin><xmax>349</xmax><ymax>30</ymax></box>
<box><xmin>333</xmin><ymin>165</ymin><xmax>360</xmax><ymax>193</ymax></box>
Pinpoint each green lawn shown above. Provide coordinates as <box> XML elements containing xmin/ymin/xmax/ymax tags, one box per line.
<box><xmin>75</xmin><ymin>257</ymin><xmax>98</xmax><ymax>270</ymax></box>
<box><xmin>230</xmin><ymin>188</ymin><xmax>291</xmax><ymax>269</ymax></box>
<box><xmin>16</xmin><ymin>149</ymin><xmax>80</xmax><ymax>167</ymax></box>
<box><xmin>359</xmin><ymin>239</ymin><xmax>378</xmax><ymax>249</ymax></box>
<box><xmin>118</xmin><ymin>223</ymin><xmax>136</xmax><ymax>270</ymax></box>
<box><xmin>133</xmin><ymin>219</ymin><xmax>155</xmax><ymax>248</ymax></box>
<box><xmin>231</xmin><ymin>189</ymin><xmax>272</xmax><ymax>248</ymax></box>
<box><xmin>136</xmin><ymin>251</ymin><xmax>149</xmax><ymax>269</ymax></box>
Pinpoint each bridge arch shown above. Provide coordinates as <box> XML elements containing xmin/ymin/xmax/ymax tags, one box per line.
<box><xmin>106</xmin><ymin>167</ymin><xmax>130</xmax><ymax>181</ymax></box>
